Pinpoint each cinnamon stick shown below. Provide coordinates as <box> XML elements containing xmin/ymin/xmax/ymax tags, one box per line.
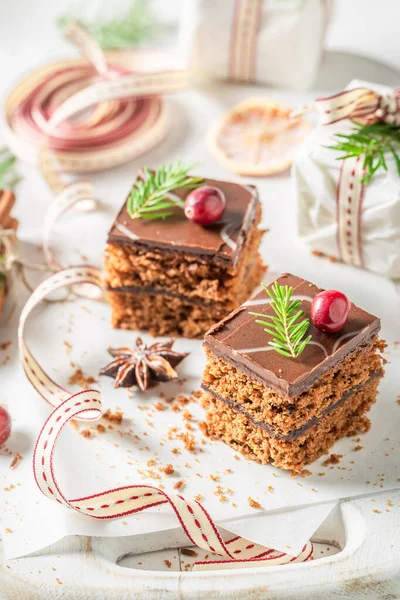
<box><xmin>0</xmin><ymin>189</ymin><xmax>16</xmax><ymax>228</ymax></box>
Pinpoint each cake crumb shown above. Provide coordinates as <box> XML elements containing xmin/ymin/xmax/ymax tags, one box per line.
<box><xmin>195</xmin><ymin>493</ymin><xmax>203</xmax><ymax>502</ymax></box>
<box><xmin>322</xmin><ymin>454</ymin><xmax>343</xmax><ymax>466</ymax></box>
<box><xmin>214</xmin><ymin>485</ymin><xmax>229</xmax><ymax>503</ymax></box>
<box><xmin>163</xmin><ymin>464</ymin><xmax>175</xmax><ymax>476</ymax></box>
<box><xmin>164</xmin><ymin>560</ymin><xmax>172</xmax><ymax>568</ymax></box>
<box><xmin>64</xmin><ymin>340</ymin><xmax>72</xmax><ymax>354</ymax></box>
<box><xmin>248</xmin><ymin>497</ymin><xmax>262</xmax><ymax>509</ymax></box>
<box><xmin>174</xmin><ymin>480</ymin><xmax>185</xmax><ymax>490</ymax></box>
<box><xmin>103</xmin><ymin>409</ymin><xmax>123</xmax><ymax>424</ymax></box>
<box><xmin>353</xmin><ymin>445</ymin><xmax>363</xmax><ymax>451</ymax></box>
<box><xmin>154</xmin><ymin>401</ymin><xmax>165</xmax><ymax>411</ymax></box>
<box><xmin>68</xmin><ymin>367</ymin><xmax>96</xmax><ymax>389</ymax></box>
<box><xmin>9</xmin><ymin>453</ymin><xmax>22</xmax><ymax>470</ymax></box>
<box><xmin>181</xmin><ymin>548</ymin><xmax>198</xmax><ymax>557</ymax></box>
<box><xmin>81</xmin><ymin>429</ymin><xmax>92</xmax><ymax>439</ymax></box>
<box><xmin>292</xmin><ymin>469</ymin><xmax>312</xmax><ymax>478</ymax></box>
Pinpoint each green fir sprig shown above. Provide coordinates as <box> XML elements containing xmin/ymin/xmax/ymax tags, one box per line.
<box><xmin>250</xmin><ymin>282</ymin><xmax>312</xmax><ymax>358</ymax></box>
<box><xmin>328</xmin><ymin>121</ymin><xmax>400</xmax><ymax>184</ymax></box>
<box><xmin>59</xmin><ymin>0</ymin><xmax>160</xmax><ymax>50</ymax></box>
<box><xmin>0</xmin><ymin>254</ymin><xmax>6</xmax><ymax>293</ymax></box>
<box><xmin>127</xmin><ymin>162</ymin><xmax>203</xmax><ymax>221</ymax></box>
<box><xmin>0</xmin><ymin>148</ymin><xmax>21</xmax><ymax>190</ymax></box>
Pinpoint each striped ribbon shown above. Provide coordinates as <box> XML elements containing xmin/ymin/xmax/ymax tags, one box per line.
<box><xmin>228</xmin><ymin>0</ymin><xmax>330</xmax><ymax>85</ymax></box>
<box><xmin>2</xmin><ymin>22</ymin><xmax>190</xmax><ymax>276</ymax></box>
<box><xmin>3</xmin><ymin>23</ymin><xmax>190</xmax><ymax>176</ymax></box>
<box><xmin>18</xmin><ymin>265</ymin><xmax>313</xmax><ymax>571</ymax></box>
<box><xmin>229</xmin><ymin>0</ymin><xmax>262</xmax><ymax>83</ymax></box>
<box><xmin>335</xmin><ymin>156</ymin><xmax>366</xmax><ymax>268</ymax></box>
<box><xmin>315</xmin><ymin>87</ymin><xmax>400</xmax><ymax>126</ymax></box>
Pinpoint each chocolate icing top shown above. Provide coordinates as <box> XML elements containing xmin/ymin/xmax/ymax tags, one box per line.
<box><xmin>107</xmin><ymin>173</ymin><xmax>259</xmax><ymax>266</ymax></box>
<box><xmin>204</xmin><ymin>273</ymin><xmax>381</xmax><ymax>397</ymax></box>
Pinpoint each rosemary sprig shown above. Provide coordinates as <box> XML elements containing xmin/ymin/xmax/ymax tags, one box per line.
<box><xmin>250</xmin><ymin>282</ymin><xmax>312</xmax><ymax>358</ymax></box>
<box><xmin>59</xmin><ymin>0</ymin><xmax>160</xmax><ymax>50</ymax></box>
<box><xmin>328</xmin><ymin>121</ymin><xmax>400</xmax><ymax>184</ymax></box>
<box><xmin>127</xmin><ymin>162</ymin><xmax>203</xmax><ymax>220</ymax></box>
<box><xmin>0</xmin><ymin>148</ymin><xmax>21</xmax><ymax>190</ymax></box>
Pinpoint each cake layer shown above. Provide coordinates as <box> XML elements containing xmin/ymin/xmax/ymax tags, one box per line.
<box><xmin>205</xmin><ymin>273</ymin><xmax>381</xmax><ymax>397</ymax></box>
<box><xmin>107</xmin><ymin>291</ymin><xmax>226</xmax><ymax>338</ymax></box>
<box><xmin>202</xmin><ymin>369</ymin><xmax>383</xmax><ymax>441</ymax></box>
<box><xmin>104</xmin><ymin>204</ymin><xmax>265</xmax><ymax>305</ymax></box>
<box><xmin>107</xmin><ymin>254</ymin><xmax>265</xmax><ymax>338</ymax></box>
<box><xmin>200</xmin><ymin>376</ymin><xmax>381</xmax><ymax>472</ymax></box>
<box><xmin>202</xmin><ymin>338</ymin><xmax>385</xmax><ymax>437</ymax></box>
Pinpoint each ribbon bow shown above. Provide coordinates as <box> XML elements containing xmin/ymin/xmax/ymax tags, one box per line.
<box><xmin>315</xmin><ymin>87</ymin><xmax>400</xmax><ymax>126</ymax></box>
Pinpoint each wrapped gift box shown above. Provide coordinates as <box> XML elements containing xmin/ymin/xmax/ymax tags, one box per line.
<box><xmin>179</xmin><ymin>0</ymin><xmax>332</xmax><ymax>89</ymax></box>
<box><xmin>293</xmin><ymin>80</ymin><xmax>400</xmax><ymax>279</ymax></box>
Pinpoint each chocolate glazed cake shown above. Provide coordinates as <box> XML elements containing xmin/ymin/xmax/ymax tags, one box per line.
<box><xmin>104</xmin><ymin>173</ymin><xmax>266</xmax><ymax>338</ymax></box>
<box><xmin>200</xmin><ymin>274</ymin><xmax>385</xmax><ymax>472</ymax></box>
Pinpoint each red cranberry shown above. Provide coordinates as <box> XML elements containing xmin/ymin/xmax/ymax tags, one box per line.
<box><xmin>311</xmin><ymin>290</ymin><xmax>351</xmax><ymax>333</ymax></box>
<box><xmin>184</xmin><ymin>186</ymin><xmax>226</xmax><ymax>225</ymax></box>
<box><xmin>0</xmin><ymin>406</ymin><xmax>11</xmax><ymax>446</ymax></box>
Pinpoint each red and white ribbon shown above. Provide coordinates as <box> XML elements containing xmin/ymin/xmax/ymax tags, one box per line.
<box><xmin>229</xmin><ymin>0</ymin><xmax>262</xmax><ymax>83</ymax></box>
<box><xmin>18</xmin><ymin>265</ymin><xmax>313</xmax><ymax>571</ymax></box>
<box><xmin>2</xmin><ymin>22</ymin><xmax>190</xmax><ymax>277</ymax></box>
<box><xmin>3</xmin><ymin>23</ymin><xmax>189</xmax><ymax>175</ymax></box>
<box><xmin>316</xmin><ymin>87</ymin><xmax>400</xmax><ymax>126</ymax></box>
<box><xmin>335</xmin><ymin>156</ymin><xmax>366</xmax><ymax>268</ymax></box>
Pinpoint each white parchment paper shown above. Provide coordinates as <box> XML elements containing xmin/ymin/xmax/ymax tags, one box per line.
<box><xmin>1</xmin><ymin>84</ymin><xmax>400</xmax><ymax>562</ymax></box>
<box><xmin>1</xmin><ymin>259</ymin><xmax>400</xmax><ymax>560</ymax></box>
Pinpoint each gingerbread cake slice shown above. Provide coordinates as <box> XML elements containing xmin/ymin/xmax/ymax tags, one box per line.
<box><xmin>200</xmin><ymin>273</ymin><xmax>385</xmax><ymax>472</ymax></box>
<box><xmin>104</xmin><ymin>170</ymin><xmax>266</xmax><ymax>338</ymax></box>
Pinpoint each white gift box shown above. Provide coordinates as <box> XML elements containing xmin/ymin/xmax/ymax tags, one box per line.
<box><xmin>293</xmin><ymin>80</ymin><xmax>400</xmax><ymax>280</ymax></box>
<box><xmin>179</xmin><ymin>0</ymin><xmax>332</xmax><ymax>89</ymax></box>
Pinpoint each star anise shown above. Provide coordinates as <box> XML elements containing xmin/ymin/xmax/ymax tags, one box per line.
<box><xmin>100</xmin><ymin>337</ymin><xmax>188</xmax><ymax>391</ymax></box>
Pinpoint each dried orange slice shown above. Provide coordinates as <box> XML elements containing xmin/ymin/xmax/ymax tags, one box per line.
<box><xmin>208</xmin><ymin>98</ymin><xmax>312</xmax><ymax>176</ymax></box>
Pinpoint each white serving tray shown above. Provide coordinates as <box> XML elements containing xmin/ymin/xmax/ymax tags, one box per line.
<box><xmin>1</xmin><ymin>492</ymin><xmax>400</xmax><ymax>599</ymax></box>
<box><xmin>1</xmin><ymin>44</ymin><xmax>400</xmax><ymax>597</ymax></box>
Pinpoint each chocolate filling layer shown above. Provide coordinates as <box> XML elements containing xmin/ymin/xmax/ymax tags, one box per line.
<box><xmin>201</xmin><ymin>369</ymin><xmax>383</xmax><ymax>441</ymax></box>
<box><xmin>107</xmin><ymin>257</ymin><xmax>258</xmax><ymax>307</ymax></box>
<box><xmin>107</xmin><ymin>285</ymin><xmax>218</xmax><ymax>307</ymax></box>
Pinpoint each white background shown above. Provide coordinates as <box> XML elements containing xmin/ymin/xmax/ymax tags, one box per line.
<box><xmin>1</xmin><ymin>0</ymin><xmax>400</xmax><ymax>572</ymax></box>
<box><xmin>1</xmin><ymin>0</ymin><xmax>400</xmax><ymax>78</ymax></box>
